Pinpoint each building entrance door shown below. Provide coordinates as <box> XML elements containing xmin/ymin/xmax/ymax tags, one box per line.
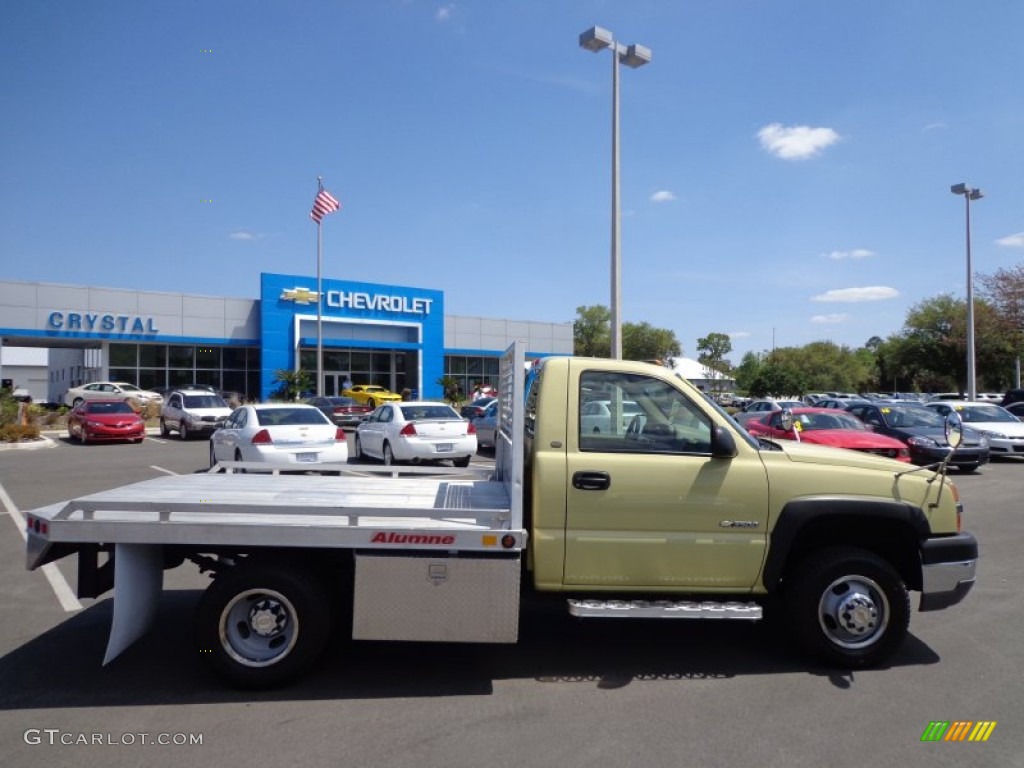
<box><xmin>323</xmin><ymin>373</ymin><xmax>353</xmax><ymax>397</ymax></box>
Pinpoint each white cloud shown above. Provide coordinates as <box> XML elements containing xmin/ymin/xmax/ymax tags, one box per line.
<box><xmin>229</xmin><ymin>230</ymin><xmax>262</xmax><ymax>241</ymax></box>
<box><xmin>811</xmin><ymin>313</ymin><xmax>850</xmax><ymax>324</ymax></box>
<box><xmin>650</xmin><ymin>190</ymin><xmax>676</xmax><ymax>203</ymax></box>
<box><xmin>728</xmin><ymin>331</ymin><xmax>751</xmax><ymax>339</ymax></box>
<box><xmin>996</xmin><ymin>232</ymin><xmax>1024</xmax><ymax>248</ymax></box>
<box><xmin>811</xmin><ymin>286</ymin><xmax>900</xmax><ymax>303</ymax></box>
<box><xmin>825</xmin><ymin>249</ymin><xmax>875</xmax><ymax>260</ymax></box>
<box><xmin>757</xmin><ymin>123</ymin><xmax>841</xmax><ymax>160</ymax></box>
<box><xmin>436</xmin><ymin>3</ymin><xmax>455</xmax><ymax>21</ymax></box>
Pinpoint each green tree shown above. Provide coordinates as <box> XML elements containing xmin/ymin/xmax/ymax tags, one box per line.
<box><xmin>436</xmin><ymin>375</ymin><xmax>461</xmax><ymax>406</ymax></box>
<box><xmin>890</xmin><ymin>293</ymin><xmax>1014</xmax><ymax>393</ymax></box>
<box><xmin>746</xmin><ymin>361</ymin><xmax>807</xmax><ymax>398</ymax></box>
<box><xmin>622</xmin><ymin>321</ymin><xmax>681</xmax><ymax>362</ymax></box>
<box><xmin>733</xmin><ymin>351</ymin><xmax>763</xmax><ymax>393</ymax></box>
<box><xmin>573</xmin><ymin>305</ymin><xmax>611</xmax><ymax>357</ymax></box>
<box><xmin>271</xmin><ymin>368</ymin><xmax>313</xmax><ymax>401</ymax></box>
<box><xmin>696</xmin><ymin>332</ymin><xmax>733</xmax><ymax>394</ymax></box>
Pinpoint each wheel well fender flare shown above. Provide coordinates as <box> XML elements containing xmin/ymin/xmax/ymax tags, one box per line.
<box><xmin>763</xmin><ymin>497</ymin><xmax>929</xmax><ymax>591</ymax></box>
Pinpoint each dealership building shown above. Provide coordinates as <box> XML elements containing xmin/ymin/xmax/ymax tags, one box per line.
<box><xmin>0</xmin><ymin>273</ymin><xmax>574</xmax><ymax>405</ymax></box>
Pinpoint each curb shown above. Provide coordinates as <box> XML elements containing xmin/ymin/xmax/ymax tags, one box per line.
<box><xmin>0</xmin><ymin>434</ymin><xmax>58</xmax><ymax>451</ymax></box>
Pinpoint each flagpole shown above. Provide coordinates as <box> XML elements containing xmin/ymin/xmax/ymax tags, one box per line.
<box><xmin>316</xmin><ymin>176</ymin><xmax>323</xmax><ymax>398</ymax></box>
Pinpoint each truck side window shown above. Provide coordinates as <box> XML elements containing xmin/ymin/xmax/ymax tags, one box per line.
<box><xmin>578</xmin><ymin>370</ymin><xmax>712</xmax><ymax>455</ymax></box>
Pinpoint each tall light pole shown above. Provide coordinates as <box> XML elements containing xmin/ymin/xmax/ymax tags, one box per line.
<box><xmin>579</xmin><ymin>26</ymin><xmax>651</xmax><ymax>360</ymax></box>
<box><xmin>951</xmin><ymin>183</ymin><xmax>983</xmax><ymax>400</ymax></box>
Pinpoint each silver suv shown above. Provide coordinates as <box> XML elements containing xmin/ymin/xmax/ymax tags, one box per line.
<box><xmin>160</xmin><ymin>389</ymin><xmax>233</xmax><ymax>440</ymax></box>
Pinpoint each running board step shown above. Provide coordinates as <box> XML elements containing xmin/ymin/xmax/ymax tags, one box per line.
<box><xmin>567</xmin><ymin>599</ymin><xmax>762</xmax><ymax>620</ymax></box>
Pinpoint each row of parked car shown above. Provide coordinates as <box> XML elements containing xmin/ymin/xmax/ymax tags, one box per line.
<box><xmin>732</xmin><ymin>391</ymin><xmax>1024</xmax><ymax>472</ymax></box>
<box><xmin>64</xmin><ymin>381</ymin><xmax>485</xmax><ymax>470</ymax></box>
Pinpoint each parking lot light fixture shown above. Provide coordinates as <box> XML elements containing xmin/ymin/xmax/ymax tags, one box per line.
<box><xmin>950</xmin><ymin>183</ymin><xmax>984</xmax><ymax>401</ymax></box>
<box><xmin>579</xmin><ymin>26</ymin><xmax>651</xmax><ymax>360</ymax></box>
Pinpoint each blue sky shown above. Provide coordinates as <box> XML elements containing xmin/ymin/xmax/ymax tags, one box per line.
<box><xmin>3</xmin><ymin>0</ymin><xmax>1023</xmax><ymax>366</ymax></box>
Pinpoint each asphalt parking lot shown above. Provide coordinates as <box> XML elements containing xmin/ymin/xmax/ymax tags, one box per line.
<box><xmin>0</xmin><ymin>434</ymin><xmax>1021</xmax><ymax>768</ymax></box>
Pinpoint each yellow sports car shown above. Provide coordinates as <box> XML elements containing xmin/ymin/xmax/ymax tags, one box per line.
<box><xmin>342</xmin><ymin>384</ymin><xmax>403</xmax><ymax>408</ymax></box>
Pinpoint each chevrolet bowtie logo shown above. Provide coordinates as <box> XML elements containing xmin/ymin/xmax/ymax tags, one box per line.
<box><xmin>280</xmin><ymin>287</ymin><xmax>319</xmax><ymax>305</ymax></box>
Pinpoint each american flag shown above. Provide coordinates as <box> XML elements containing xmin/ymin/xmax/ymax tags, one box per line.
<box><xmin>310</xmin><ymin>188</ymin><xmax>341</xmax><ymax>223</ymax></box>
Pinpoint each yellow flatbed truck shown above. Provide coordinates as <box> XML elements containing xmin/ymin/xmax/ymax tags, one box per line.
<box><xmin>25</xmin><ymin>343</ymin><xmax>976</xmax><ymax>688</ymax></box>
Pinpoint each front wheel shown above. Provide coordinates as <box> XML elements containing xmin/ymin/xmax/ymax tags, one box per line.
<box><xmin>195</xmin><ymin>563</ymin><xmax>332</xmax><ymax>689</ymax></box>
<box><xmin>180</xmin><ymin>422</ymin><xmax>189</xmax><ymax>440</ymax></box>
<box><xmin>352</xmin><ymin>434</ymin><xmax>362</xmax><ymax>460</ymax></box>
<box><xmin>382</xmin><ymin>442</ymin><xmax>395</xmax><ymax>466</ymax></box>
<box><xmin>784</xmin><ymin>547</ymin><xmax>909</xmax><ymax>668</ymax></box>
<box><xmin>160</xmin><ymin>419</ymin><xmax>170</xmax><ymax>437</ymax></box>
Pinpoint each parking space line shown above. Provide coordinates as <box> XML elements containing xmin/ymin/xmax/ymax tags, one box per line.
<box><xmin>0</xmin><ymin>481</ymin><xmax>82</xmax><ymax>613</ymax></box>
<box><xmin>150</xmin><ymin>465</ymin><xmax>178</xmax><ymax>475</ymax></box>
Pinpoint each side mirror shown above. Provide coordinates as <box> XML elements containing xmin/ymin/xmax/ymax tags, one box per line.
<box><xmin>711</xmin><ymin>426</ymin><xmax>738</xmax><ymax>458</ymax></box>
<box><xmin>945</xmin><ymin>411</ymin><xmax>963</xmax><ymax>450</ymax></box>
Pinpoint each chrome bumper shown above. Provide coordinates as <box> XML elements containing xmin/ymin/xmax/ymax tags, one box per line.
<box><xmin>920</xmin><ymin>559</ymin><xmax>977</xmax><ymax>611</ymax></box>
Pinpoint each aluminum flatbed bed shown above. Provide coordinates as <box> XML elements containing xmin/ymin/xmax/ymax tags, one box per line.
<box><xmin>27</xmin><ymin>468</ymin><xmax>521</xmax><ymax>560</ymax></box>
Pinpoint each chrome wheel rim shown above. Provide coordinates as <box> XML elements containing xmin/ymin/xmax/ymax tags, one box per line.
<box><xmin>817</xmin><ymin>574</ymin><xmax>889</xmax><ymax>649</ymax></box>
<box><xmin>218</xmin><ymin>588</ymin><xmax>299</xmax><ymax>668</ymax></box>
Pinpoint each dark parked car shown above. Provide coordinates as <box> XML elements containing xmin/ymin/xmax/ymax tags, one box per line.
<box><xmin>1005</xmin><ymin>402</ymin><xmax>1024</xmax><ymax>420</ymax></box>
<box><xmin>306</xmin><ymin>396</ymin><xmax>372</xmax><ymax>427</ymax></box>
<box><xmin>1000</xmin><ymin>389</ymin><xmax>1024</xmax><ymax>408</ymax></box>
<box><xmin>846</xmin><ymin>402</ymin><xmax>990</xmax><ymax>472</ymax></box>
<box><xmin>459</xmin><ymin>397</ymin><xmax>496</xmax><ymax>420</ymax></box>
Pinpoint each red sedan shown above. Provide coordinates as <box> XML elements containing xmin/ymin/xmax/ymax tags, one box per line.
<box><xmin>67</xmin><ymin>400</ymin><xmax>146</xmax><ymax>444</ymax></box>
<box><xmin>745</xmin><ymin>407</ymin><xmax>910</xmax><ymax>462</ymax></box>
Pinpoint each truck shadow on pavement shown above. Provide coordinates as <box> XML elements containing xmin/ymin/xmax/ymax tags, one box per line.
<box><xmin>0</xmin><ymin>590</ymin><xmax>940</xmax><ymax>710</ymax></box>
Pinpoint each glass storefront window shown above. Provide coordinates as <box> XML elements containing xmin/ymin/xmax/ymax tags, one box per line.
<box><xmin>324</xmin><ymin>350</ymin><xmax>348</xmax><ymax>370</ymax></box>
<box><xmin>196</xmin><ymin>347</ymin><xmax>220</xmax><ymax>369</ymax></box>
<box><xmin>223</xmin><ymin>347</ymin><xmax>247</xmax><ymax>368</ymax></box>
<box><xmin>109</xmin><ymin>368</ymin><xmax>137</xmax><ymax>385</ymax></box>
<box><xmin>139</xmin><ymin>345</ymin><xmax>167</xmax><ymax>367</ymax></box>
<box><xmin>168</xmin><ymin>346</ymin><xmax>194</xmax><ymax>368</ymax></box>
<box><xmin>137</xmin><ymin>370</ymin><xmax>163</xmax><ymax>390</ymax></box>
<box><xmin>351</xmin><ymin>351</ymin><xmax>371</xmax><ymax>371</ymax></box>
<box><xmin>109</xmin><ymin>344</ymin><xmax>137</xmax><ymax>367</ymax></box>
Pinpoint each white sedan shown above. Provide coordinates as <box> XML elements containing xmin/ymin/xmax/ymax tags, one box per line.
<box><xmin>354</xmin><ymin>401</ymin><xmax>476</xmax><ymax>467</ymax></box>
<box><xmin>210</xmin><ymin>404</ymin><xmax>348</xmax><ymax>469</ymax></box>
<box><xmin>64</xmin><ymin>381</ymin><xmax>164</xmax><ymax>408</ymax></box>
<box><xmin>580</xmin><ymin>399</ymin><xmax>645</xmax><ymax>434</ymax></box>
<box><xmin>924</xmin><ymin>400</ymin><xmax>1024</xmax><ymax>458</ymax></box>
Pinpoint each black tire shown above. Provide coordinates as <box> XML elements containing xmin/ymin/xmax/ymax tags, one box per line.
<box><xmin>234</xmin><ymin>448</ymin><xmax>247</xmax><ymax>474</ymax></box>
<box><xmin>195</xmin><ymin>563</ymin><xmax>332</xmax><ymax>689</ymax></box>
<box><xmin>209</xmin><ymin>443</ymin><xmax>217</xmax><ymax>469</ymax></box>
<box><xmin>368</xmin><ymin>398</ymin><xmax>377</xmax><ymax>409</ymax></box>
<box><xmin>179</xmin><ymin>422</ymin><xmax>189</xmax><ymax>440</ymax></box>
<box><xmin>959</xmin><ymin>463</ymin><xmax>979</xmax><ymax>474</ymax></box>
<box><xmin>160</xmin><ymin>419</ymin><xmax>170</xmax><ymax>437</ymax></box>
<box><xmin>453</xmin><ymin>456</ymin><xmax>471</xmax><ymax>468</ymax></box>
<box><xmin>352</xmin><ymin>434</ymin><xmax>362</xmax><ymax>461</ymax></box>
<box><xmin>72</xmin><ymin>397</ymin><xmax>83</xmax><ymax>408</ymax></box>
<box><xmin>382</xmin><ymin>442</ymin><xmax>395</xmax><ymax>466</ymax></box>
<box><xmin>784</xmin><ymin>547</ymin><xmax>909</xmax><ymax>668</ymax></box>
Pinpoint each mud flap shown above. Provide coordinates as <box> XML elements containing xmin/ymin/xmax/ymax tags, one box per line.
<box><xmin>102</xmin><ymin>544</ymin><xmax>163</xmax><ymax>665</ymax></box>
